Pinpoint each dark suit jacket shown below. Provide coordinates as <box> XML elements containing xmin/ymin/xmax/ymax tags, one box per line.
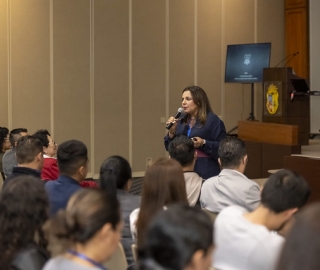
<box><xmin>45</xmin><ymin>175</ymin><xmax>81</xmax><ymax>215</ymax></box>
<box><xmin>4</xmin><ymin>167</ymin><xmax>42</xmax><ymax>188</ymax></box>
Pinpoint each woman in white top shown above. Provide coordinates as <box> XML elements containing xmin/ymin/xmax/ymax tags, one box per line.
<box><xmin>130</xmin><ymin>158</ymin><xmax>188</xmax><ymax>247</ymax></box>
<box><xmin>43</xmin><ymin>189</ymin><xmax>123</xmax><ymax>270</ymax></box>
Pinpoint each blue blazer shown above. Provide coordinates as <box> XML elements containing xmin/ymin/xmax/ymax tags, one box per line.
<box><xmin>45</xmin><ymin>175</ymin><xmax>81</xmax><ymax>215</ymax></box>
<box><xmin>165</xmin><ymin>112</ymin><xmax>226</xmax><ymax>179</ymax></box>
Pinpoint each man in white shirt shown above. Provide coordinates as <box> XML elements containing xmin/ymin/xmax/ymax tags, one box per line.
<box><xmin>169</xmin><ymin>135</ymin><xmax>203</xmax><ymax>207</ymax></box>
<box><xmin>214</xmin><ymin>169</ymin><xmax>310</xmax><ymax>270</ymax></box>
<box><xmin>200</xmin><ymin>136</ymin><xmax>260</xmax><ymax>212</ymax></box>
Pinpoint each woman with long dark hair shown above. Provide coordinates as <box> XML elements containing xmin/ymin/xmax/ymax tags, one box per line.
<box><xmin>130</xmin><ymin>158</ymin><xmax>188</xmax><ymax>247</ymax></box>
<box><xmin>137</xmin><ymin>204</ymin><xmax>214</xmax><ymax>270</ymax></box>
<box><xmin>99</xmin><ymin>155</ymin><xmax>140</xmax><ymax>266</ymax></box>
<box><xmin>164</xmin><ymin>86</ymin><xmax>226</xmax><ymax>179</ymax></box>
<box><xmin>0</xmin><ymin>176</ymin><xmax>49</xmax><ymax>269</ymax></box>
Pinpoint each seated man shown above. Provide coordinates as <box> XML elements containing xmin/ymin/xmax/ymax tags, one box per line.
<box><xmin>2</xmin><ymin>128</ymin><xmax>28</xmax><ymax>177</ymax></box>
<box><xmin>213</xmin><ymin>169</ymin><xmax>310</xmax><ymax>270</ymax></box>
<box><xmin>168</xmin><ymin>135</ymin><xmax>202</xmax><ymax>206</ymax></box>
<box><xmin>200</xmin><ymin>136</ymin><xmax>260</xmax><ymax>212</ymax></box>
<box><xmin>45</xmin><ymin>140</ymin><xmax>88</xmax><ymax>215</ymax></box>
<box><xmin>4</xmin><ymin>135</ymin><xmax>43</xmax><ymax>185</ymax></box>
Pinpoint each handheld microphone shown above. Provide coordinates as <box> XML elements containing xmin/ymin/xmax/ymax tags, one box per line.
<box><xmin>166</xmin><ymin>108</ymin><xmax>184</xmax><ymax>130</ymax></box>
<box><xmin>274</xmin><ymin>52</ymin><xmax>299</xmax><ymax>68</ymax></box>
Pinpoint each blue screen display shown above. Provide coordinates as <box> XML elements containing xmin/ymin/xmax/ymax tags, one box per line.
<box><xmin>225</xmin><ymin>43</ymin><xmax>271</xmax><ymax>83</ymax></box>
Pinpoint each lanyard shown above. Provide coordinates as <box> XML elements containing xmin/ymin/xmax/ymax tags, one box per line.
<box><xmin>67</xmin><ymin>249</ymin><xmax>108</xmax><ymax>270</ymax></box>
<box><xmin>187</xmin><ymin>124</ymin><xmax>192</xmax><ymax>137</ymax></box>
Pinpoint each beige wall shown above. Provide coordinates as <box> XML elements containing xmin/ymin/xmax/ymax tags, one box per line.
<box><xmin>0</xmin><ymin>0</ymin><xmax>285</xmax><ymax>178</ymax></box>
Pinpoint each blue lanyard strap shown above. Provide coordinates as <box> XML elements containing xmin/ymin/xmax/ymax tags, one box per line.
<box><xmin>67</xmin><ymin>249</ymin><xmax>108</xmax><ymax>270</ymax></box>
<box><xmin>187</xmin><ymin>124</ymin><xmax>192</xmax><ymax>137</ymax></box>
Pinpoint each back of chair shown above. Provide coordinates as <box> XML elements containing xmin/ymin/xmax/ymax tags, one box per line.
<box><xmin>103</xmin><ymin>242</ymin><xmax>128</xmax><ymax>270</ymax></box>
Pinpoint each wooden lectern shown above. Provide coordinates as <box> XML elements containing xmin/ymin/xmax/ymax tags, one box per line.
<box><xmin>238</xmin><ymin>121</ymin><xmax>301</xmax><ymax>178</ymax></box>
<box><xmin>263</xmin><ymin>67</ymin><xmax>310</xmax><ymax>145</ymax></box>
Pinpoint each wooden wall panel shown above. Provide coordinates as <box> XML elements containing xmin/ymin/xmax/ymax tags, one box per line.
<box><xmin>132</xmin><ymin>0</ymin><xmax>166</xmax><ymax>171</ymax></box>
<box><xmin>198</xmin><ymin>0</ymin><xmax>222</xmax><ymax>116</ymax></box>
<box><xmin>169</xmin><ymin>0</ymin><xmax>195</xmax><ymax>116</ymax></box>
<box><xmin>286</xmin><ymin>0</ymin><xmax>307</xmax><ymax>9</ymax></box>
<box><xmin>285</xmin><ymin>8</ymin><xmax>309</xmax><ymax>78</ymax></box>
<box><xmin>0</xmin><ymin>0</ymin><xmax>8</xmax><ymax>126</ymax></box>
<box><xmin>53</xmin><ymin>0</ymin><xmax>91</xmax><ymax>167</ymax></box>
<box><xmin>94</xmin><ymin>0</ymin><xmax>129</xmax><ymax>173</ymax></box>
<box><xmin>224</xmin><ymin>0</ymin><xmax>255</xmax><ymax>131</ymax></box>
<box><xmin>10</xmin><ymin>0</ymin><xmax>50</xmax><ymax>132</ymax></box>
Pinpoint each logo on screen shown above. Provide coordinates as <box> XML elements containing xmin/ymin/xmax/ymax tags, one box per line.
<box><xmin>244</xmin><ymin>54</ymin><xmax>251</xmax><ymax>65</ymax></box>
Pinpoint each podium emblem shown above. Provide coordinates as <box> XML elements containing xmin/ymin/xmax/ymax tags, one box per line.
<box><xmin>266</xmin><ymin>83</ymin><xmax>279</xmax><ymax>114</ymax></box>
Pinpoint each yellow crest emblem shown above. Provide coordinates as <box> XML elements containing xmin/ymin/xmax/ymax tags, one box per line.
<box><xmin>266</xmin><ymin>84</ymin><xmax>279</xmax><ymax>114</ymax></box>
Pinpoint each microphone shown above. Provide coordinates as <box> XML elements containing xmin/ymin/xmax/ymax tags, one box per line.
<box><xmin>274</xmin><ymin>52</ymin><xmax>299</xmax><ymax>68</ymax></box>
<box><xmin>283</xmin><ymin>52</ymin><xmax>299</xmax><ymax>67</ymax></box>
<box><xmin>166</xmin><ymin>108</ymin><xmax>184</xmax><ymax>130</ymax></box>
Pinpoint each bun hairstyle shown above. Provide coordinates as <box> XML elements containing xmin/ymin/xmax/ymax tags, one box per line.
<box><xmin>44</xmin><ymin>189</ymin><xmax>120</xmax><ymax>256</ymax></box>
<box><xmin>137</xmin><ymin>204</ymin><xmax>214</xmax><ymax>270</ymax></box>
<box><xmin>99</xmin><ymin>155</ymin><xmax>132</xmax><ymax>194</ymax></box>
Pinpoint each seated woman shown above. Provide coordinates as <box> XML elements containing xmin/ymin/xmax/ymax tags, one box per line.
<box><xmin>137</xmin><ymin>204</ymin><xmax>214</xmax><ymax>270</ymax></box>
<box><xmin>99</xmin><ymin>155</ymin><xmax>140</xmax><ymax>266</ymax></box>
<box><xmin>43</xmin><ymin>188</ymin><xmax>123</xmax><ymax>269</ymax></box>
<box><xmin>130</xmin><ymin>158</ymin><xmax>188</xmax><ymax>247</ymax></box>
<box><xmin>276</xmin><ymin>202</ymin><xmax>320</xmax><ymax>270</ymax></box>
<box><xmin>33</xmin><ymin>129</ymin><xmax>58</xmax><ymax>181</ymax></box>
<box><xmin>0</xmin><ymin>176</ymin><xmax>50</xmax><ymax>270</ymax></box>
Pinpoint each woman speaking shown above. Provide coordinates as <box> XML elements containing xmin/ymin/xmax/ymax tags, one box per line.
<box><xmin>164</xmin><ymin>86</ymin><xmax>226</xmax><ymax>179</ymax></box>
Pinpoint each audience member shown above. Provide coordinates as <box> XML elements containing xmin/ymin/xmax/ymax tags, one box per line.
<box><xmin>45</xmin><ymin>140</ymin><xmax>88</xmax><ymax>215</ymax></box>
<box><xmin>200</xmin><ymin>136</ymin><xmax>260</xmax><ymax>213</ymax></box>
<box><xmin>137</xmin><ymin>204</ymin><xmax>214</xmax><ymax>270</ymax></box>
<box><xmin>99</xmin><ymin>155</ymin><xmax>140</xmax><ymax>266</ymax></box>
<box><xmin>168</xmin><ymin>135</ymin><xmax>203</xmax><ymax>207</ymax></box>
<box><xmin>43</xmin><ymin>188</ymin><xmax>122</xmax><ymax>270</ymax></box>
<box><xmin>213</xmin><ymin>169</ymin><xmax>310</xmax><ymax>270</ymax></box>
<box><xmin>4</xmin><ymin>135</ymin><xmax>44</xmax><ymax>185</ymax></box>
<box><xmin>276</xmin><ymin>202</ymin><xmax>320</xmax><ymax>270</ymax></box>
<box><xmin>130</xmin><ymin>158</ymin><xmax>188</xmax><ymax>247</ymax></box>
<box><xmin>33</xmin><ymin>129</ymin><xmax>58</xmax><ymax>181</ymax></box>
<box><xmin>0</xmin><ymin>176</ymin><xmax>49</xmax><ymax>270</ymax></box>
<box><xmin>2</xmin><ymin>128</ymin><xmax>28</xmax><ymax>177</ymax></box>
<box><xmin>0</xmin><ymin>127</ymin><xmax>11</xmax><ymax>179</ymax></box>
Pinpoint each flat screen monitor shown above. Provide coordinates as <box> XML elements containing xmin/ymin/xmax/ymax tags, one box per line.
<box><xmin>225</xmin><ymin>42</ymin><xmax>271</xmax><ymax>83</ymax></box>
